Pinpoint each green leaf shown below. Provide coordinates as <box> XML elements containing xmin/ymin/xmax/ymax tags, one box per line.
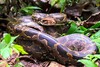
<box><xmin>93</xmin><ymin>54</ymin><xmax>100</xmax><ymax>58</ymax></box>
<box><xmin>0</xmin><ymin>46</ymin><xmax>11</xmax><ymax>59</ymax></box>
<box><xmin>25</xmin><ymin>6</ymin><xmax>41</xmax><ymax>10</ymax></box>
<box><xmin>90</xmin><ymin>30</ymin><xmax>100</xmax><ymax>39</ymax></box>
<box><xmin>78</xmin><ymin>59</ymin><xmax>98</xmax><ymax>67</ymax></box>
<box><xmin>96</xmin><ymin>0</ymin><xmax>100</xmax><ymax>3</ymax></box>
<box><xmin>90</xmin><ymin>30</ymin><xmax>100</xmax><ymax>53</ymax></box>
<box><xmin>84</xmin><ymin>54</ymin><xmax>100</xmax><ymax>62</ymax></box>
<box><xmin>9</xmin><ymin>36</ymin><xmax>18</xmax><ymax>46</ymax></box>
<box><xmin>0</xmin><ymin>33</ymin><xmax>12</xmax><ymax>49</ymax></box>
<box><xmin>20</xmin><ymin>6</ymin><xmax>41</xmax><ymax>15</ymax></box>
<box><xmin>79</xmin><ymin>26</ymin><xmax>87</xmax><ymax>32</ymax></box>
<box><xmin>0</xmin><ymin>33</ymin><xmax>18</xmax><ymax>47</ymax></box>
<box><xmin>22</xmin><ymin>9</ymin><xmax>29</xmax><ymax>13</ymax></box>
<box><xmin>3</xmin><ymin>33</ymin><xmax>11</xmax><ymax>44</ymax></box>
<box><xmin>75</xmin><ymin>30</ymin><xmax>85</xmax><ymax>34</ymax></box>
<box><xmin>90</xmin><ymin>21</ymin><xmax>100</xmax><ymax>28</ymax></box>
<box><xmin>0</xmin><ymin>33</ymin><xmax>18</xmax><ymax>59</ymax></box>
<box><xmin>0</xmin><ymin>40</ymin><xmax>7</xmax><ymax>49</ymax></box>
<box><xmin>50</xmin><ymin>0</ymin><xmax>66</xmax><ymax>12</ymax></box>
<box><xmin>50</xmin><ymin>0</ymin><xmax>58</xmax><ymax>6</ymax></box>
<box><xmin>21</xmin><ymin>6</ymin><xmax>41</xmax><ymax>11</ymax></box>
<box><xmin>59</xmin><ymin>0</ymin><xmax>66</xmax><ymax>12</ymax></box>
<box><xmin>67</xmin><ymin>22</ymin><xmax>78</xmax><ymax>34</ymax></box>
<box><xmin>92</xmin><ymin>38</ymin><xmax>100</xmax><ymax>43</ymax></box>
<box><xmin>76</xmin><ymin>26</ymin><xmax>88</xmax><ymax>34</ymax></box>
<box><xmin>13</xmin><ymin>44</ymin><xmax>28</xmax><ymax>54</ymax></box>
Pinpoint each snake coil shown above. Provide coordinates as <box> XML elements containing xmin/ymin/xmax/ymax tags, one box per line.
<box><xmin>7</xmin><ymin>15</ymin><xmax>97</xmax><ymax>65</ymax></box>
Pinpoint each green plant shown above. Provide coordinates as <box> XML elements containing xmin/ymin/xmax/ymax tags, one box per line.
<box><xmin>0</xmin><ymin>33</ymin><xmax>28</xmax><ymax>67</ymax></box>
<box><xmin>50</xmin><ymin>0</ymin><xmax>79</xmax><ymax>12</ymax></box>
<box><xmin>20</xmin><ymin>6</ymin><xmax>41</xmax><ymax>15</ymax></box>
<box><xmin>50</xmin><ymin>0</ymin><xmax>66</xmax><ymax>12</ymax></box>
<box><xmin>66</xmin><ymin>22</ymin><xmax>78</xmax><ymax>34</ymax></box>
<box><xmin>64</xmin><ymin>21</ymin><xmax>100</xmax><ymax>35</ymax></box>
<box><xmin>0</xmin><ymin>33</ymin><xmax>28</xmax><ymax>59</ymax></box>
<box><xmin>0</xmin><ymin>33</ymin><xmax>18</xmax><ymax>59</ymax></box>
<box><xmin>78</xmin><ymin>54</ymin><xmax>100</xmax><ymax>67</ymax></box>
<box><xmin>91</xmin><ymin>30</ymin><xmax>100</xmax><ymax>53</ymax></box>
<box><xmin>95</xmin><ymin>0</ymin><xmax>100</xmax><ymax>6</ymax></box>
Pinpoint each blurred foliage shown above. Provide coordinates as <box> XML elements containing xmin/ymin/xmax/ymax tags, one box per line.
<box><xmin>0</xmin><ymin>33</ymin><xmax>28</xmax><ymax>67</ymax></box>
<box><xmin>50</xmin><ymin>0</ymin><xmax>79</xmax><ymax>12</ymax></box>
<box><xmin>62</xmin><ymin>21</ymin><xmax>100</xmax><ymax>36</ymax></box>
<box><xmin>50</xmin><ymin>0</ymin><xmax>79</xmax><ymax>6</ymax></box>
<box><xmin>0</xmin><ymin>0</ymin><xmax>100</xmax><ymax>67</ymax></box>
<box><xmin>20</xmin><ymin>6</ymin><xmax>41</xmax><ymax>15</ymax></box>
<box><xmin>96</xmin><ymin>0</ymin><xmax>100</xmax><ymax>6</ymax></box>
<box><xmin>91</xmin><ymin>30</ymin><xmax>100</xmax><ymax>53</ymax></box>
<box><xmin>0</xmin><ymin>33</ymin><xmax>18</xmax><ymax>59</ymax></box>
<box><xmin>78</xmin><ymin>54</ymin><xmax>100</xmax><ymax>67</ymax></box>
<box><xmin>0</xmin><ymin>33</ymin><xmax>28</xmax><ymax>59</ymax></box>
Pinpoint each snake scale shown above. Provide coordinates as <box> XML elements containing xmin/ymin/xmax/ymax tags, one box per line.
<box><xmin>7</xmin><ymin>13</ymin><xmax>97</xmax><ymax>65</ymax></box>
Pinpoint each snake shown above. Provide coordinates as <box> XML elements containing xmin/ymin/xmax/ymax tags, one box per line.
<box><xmin>32</xmin><ymin>13</ymin><xmax>67</xmax><ymax>26</ymax></box>
<box><xmin>7</xmin><ymin>13</ymin><xmax>97</xmax><ymax>65</ymax></box>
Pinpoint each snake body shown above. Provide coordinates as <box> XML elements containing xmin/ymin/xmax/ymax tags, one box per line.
<box><xmin>7</xmin><ymin>13</ymin><xmax>97</xmax><ymax>65</ymax></box>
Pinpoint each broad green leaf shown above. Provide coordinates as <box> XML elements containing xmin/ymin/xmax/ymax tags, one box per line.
<box><xmin>59</xmin><ymin>0</ymin><xmax>66</xmax><ymax>12</ymax></box>
<box><xmin>92</xmin><ymin>38</ymin><xmax>100</xmax><ymax>43</ymax></box>
<box><xmin>50</xmin><ymin>0</ymin><xmax>58</xmax><ymax>6</ymax></box>
<box><xmin>67</xmin><ymin>22</ymin><xmax>78</xmax><ymax>34</ymax></box>
<box><xmin>0</xmin><ymin>33</ymin><xmax>11</xmax><ymax>49</ymax></box>
<box><xmin>0</xmin><ymin>33</ymin><xmax>18</xmax><ymax>59</ymax></box>
<box><xmin>13</xmin><ymin>44</ymin><xmax>28</xmax><ymax>54</ymax></box>
<box><xmin>0</xmin><ymin>40</ymin><xmax>7</xmax><ymax>49</ymax></box>
<box><xmin>78</xmin><ymin>59</ymin><xmax>98</xmax><ymax>67</ymax></box>
<box><xmin>59</xmin><ymin>0</ymin><xmax>66</xmax><ymax>5</ymax></box>
<box><xmin>0</xmin><ymin>33</ymin><xmax>18</xmax><ymax>47</ymax></box>
<box><xmin>0</xmin><ymin>46</ymin><xmax>11</xmax><ymax>59</ymax></box>
<box><xmin>3</xmin><ymin>33</ymin><xmax>11</xmax><ymax>44</ymax></box>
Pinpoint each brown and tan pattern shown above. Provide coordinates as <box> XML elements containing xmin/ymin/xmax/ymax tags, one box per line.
<box><xmin>32</xmin><ymin>13</ymin><xmax>67</xmax><ymax>26</ymax></box>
